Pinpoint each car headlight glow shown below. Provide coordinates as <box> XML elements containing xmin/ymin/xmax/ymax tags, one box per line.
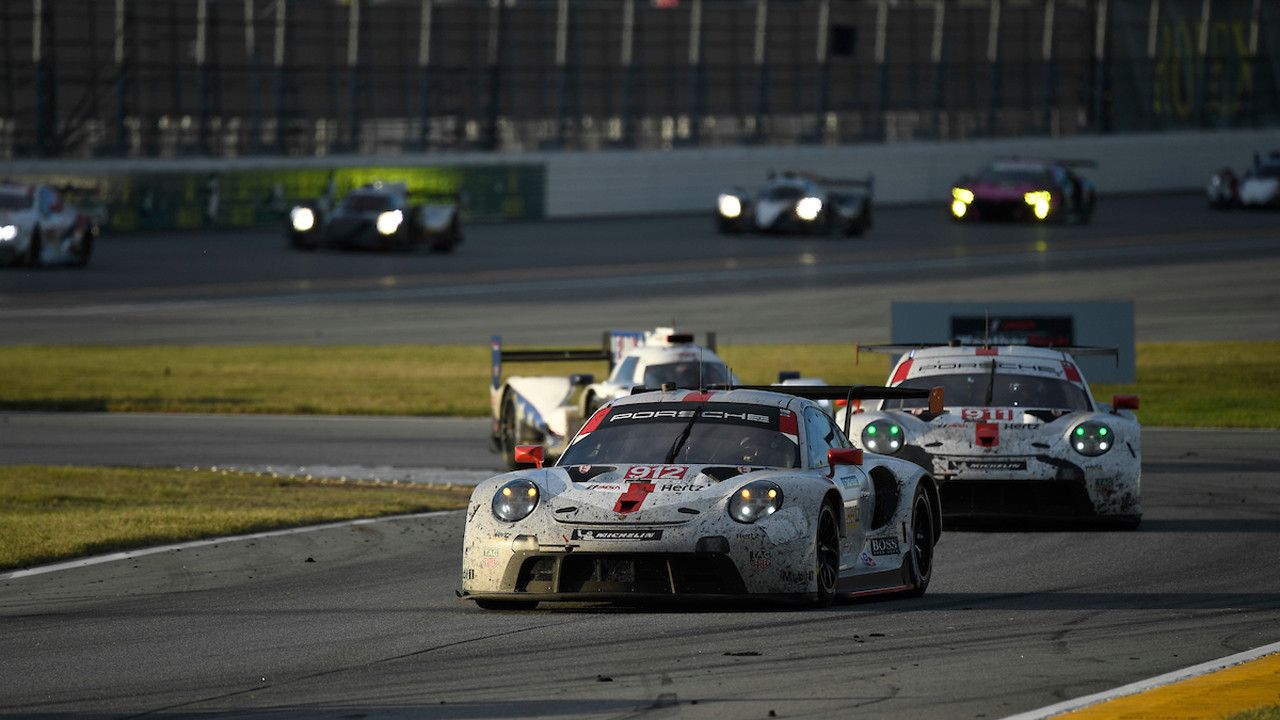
<box><xmin>718</xmin><ymin>194</ymin><xmax>742</xmax><ymax>219</ymax></box>
<box><xmin>1024</xmin><ymin>190</ymin><xmax>1052</xmax><ymax>220</ymax></box>
<box><xmin>952</xmin><ymin>187</ymin><xmax>975</xmax><ymax>204</ymax></box>
<box><xmin>492</xmin><ymin>478</ymin><xmax>540</xmax><ymax>522</ymax></box>
<box><xmin>376</xmin><ymin>209</ymin><xmax>404</xmax><ymax>235</ymax></box>
<box><xmin>728</xmin><ymin>480</ymin><xmax>783</xmax><ymax>523</ymax></box>
<box><xmin>1070</xmin><ymin>421</ymin><xmax>1113</xmax><ymax>456</ymax></box>
<box><xmin>0</xmin><ymin>225</ymin><xmax>16</xmax><ymax>242</ymax></box>
<box><xmin>951</xmin><ymin>200</ymin><xmax>968</xmax><ymax>218</ymax></box>
<box><xmin>861</xmin><ymin>420</ymin><xmax>904</xmax><ymax>454</ymax></box>
<box><xmin>289</xmin><ymin>207</ymin><xmax>315</xmax><ymax>232</ymax></box>
<box><xmin>796</xmin><ymin>196</ymin><xmax>823</xmax><ymax>221</ymax></box>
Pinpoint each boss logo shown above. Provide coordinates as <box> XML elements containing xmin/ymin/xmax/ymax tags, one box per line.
<box><xmin>869</xmin><ymin>536</ymin><xmax>900</xmax><ymax>556</ymax></box>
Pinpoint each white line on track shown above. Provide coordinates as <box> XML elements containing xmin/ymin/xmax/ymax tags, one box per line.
<box><xmin>1000</xmin><ymin>639</ymin><xmax>1280</xmax><ymax>719</ymax></box>
<box><xmin>0</xmin><ymin>509</ymin><xmax>461</xmax><ymax>582</ymax></box>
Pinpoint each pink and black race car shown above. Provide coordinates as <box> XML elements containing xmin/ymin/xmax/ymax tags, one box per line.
<box><xmin>949</xmin><ymin>159</ymin><xmax>1096</xmax><ymax>224</ymax></box>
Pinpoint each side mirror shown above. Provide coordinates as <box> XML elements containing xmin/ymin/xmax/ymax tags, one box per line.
<box><xmin>827</xmin><ymin>448</ymin><xmax>863</xmax><ymax>478</ymax></box>
<box><xmin>569</xmin><ymin>373</ymin><xmax>594</xmax><ymax>387</ymax></box>
<box><xmin>513</xmin><ymin>445</ymin><xmax>544</xmax><ymax>469</ymax></box>
<box><xmin>1112</xmin><ymin>395</ymin><xmax>1139</xmax><ymax>411</ymax></box>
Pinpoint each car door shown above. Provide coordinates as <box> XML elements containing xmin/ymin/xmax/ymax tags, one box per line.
<box><xmin>804</xmin><ymin>407</ymin><xmax>870</xmax><ymax>568</ymax></box>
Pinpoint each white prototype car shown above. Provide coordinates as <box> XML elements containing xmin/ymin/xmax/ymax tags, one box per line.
<box><xmin>489</xmin><ymin>329</ymin><xmax>737</xmax><ymax>468</ymax></box>
<box><xmin>462</xmin><ymin>385</ymin><xmax>945</xmax><ymax>609</ymax></box>
<box><xmin>0</xmin><ymin>183</ymin><xmax>97</xmax><ymax>267</ymax></box>
<box><xmin>839</xmin><ymin>344</ymin><xmax>1141</xmax><ymax>528</ymax></box>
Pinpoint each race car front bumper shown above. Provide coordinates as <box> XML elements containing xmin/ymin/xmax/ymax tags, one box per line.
<box><xmin>933</xmin><ymin>453</ymin><xmax>1141</xmax><ymax>523</ymax></box>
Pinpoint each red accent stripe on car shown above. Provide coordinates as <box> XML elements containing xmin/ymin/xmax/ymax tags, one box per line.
<box><xmin>1061</xmin><ymin>361</ymin><xmax>1083</xmax><ymax>383</ymax></box>
<box><xmin>976</xmin><ymin>348</ymin><xmax>998</xmax><ymax>356</ymax></box>
<box><xmin>779</xmin><ymin>408</ymin><xmax>798</xmax><ymax>436</ymax></box>
<box><xmin>613</xmin><ymin>482</ymin><xmax>656</xmax><ymax>514</ymax></box>
<box><xmin>579</xmin><ymin>406</ymin><xmax>610</xmax><ymax>435</ymax></box>
<box><xmin>890</xmin><ymin>358</ymin><xmax>914</xmax><ymax>384</ymax></box>
<box><xmin>682</xmin><ymin>392</ymin><xmax>714</xmax><ymax>402</ymax></box>
<box><xmin>975</xmin><ymin>422</ymin><xmax>1000</xmax><ymax>448</ymax></box>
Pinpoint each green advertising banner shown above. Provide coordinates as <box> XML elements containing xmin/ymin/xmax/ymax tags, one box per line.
<box><xmin>11</xmin><ymin>164</ymin><xmax>545</xmax><ymax>232</ymax></box>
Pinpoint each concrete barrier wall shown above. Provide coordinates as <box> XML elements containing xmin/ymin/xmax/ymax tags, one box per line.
<box><xmin>9</xmin><ymin>127</ymin><xmax>1278</xmax><ymax>224</ymax></box>
<box><xmin>537</xmin><ymin>127</ymin><xmax>1280</xmax><ymax>217</ymax></box>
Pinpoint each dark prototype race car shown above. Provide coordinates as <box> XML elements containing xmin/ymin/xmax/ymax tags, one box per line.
<box><xmin>716</xmin><ymin>171</ymin><xmax>874</xmax><ymax>237</ymax></box>
<box><xmin>288</xmin><ymin>181</ymin><xmax>462</xmax><ymax>253</ymax></box>
<box><xmin>950</xmin><ymin>159</ymin><xmax>1096</xmax><ymax>223</ymax></box>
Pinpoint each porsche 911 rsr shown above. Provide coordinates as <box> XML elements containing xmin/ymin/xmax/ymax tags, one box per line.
<box><xmin>288</xmin><ymin>181</ymin><xmax>461</xmax><ymax>252</ymax></box>
<box><xmin>1207</xmin><ymin>151</ymin><xmax>1280</xmax><ymax>209</ymax></box>
<box><xmin>950</xmin><ymin>159</ymin><xmax>1096</xmax><ymax>223</ymax></box>
<box><xmin>716</xmin><ymin>171</ymin><xmax>873</xmax><ymax>237</ymax></box>
<box><xmin>840</xmin><ymin>344</ymin><xmax>1140</xmax><ymax>528</ymax></box>
<box><xmin>462</xmin><ymin>385</ymin><xmax>944</xmax><ymax>609</ymax></box>
<box><xmin>489</xmin><ymin>328</ymin><xmax>736</xmax><ymax>469</ymax></box>
<box><xmin>0</xmin><ymin>183</ymin><xmax>96</xmax><ymax>267</ymax></box>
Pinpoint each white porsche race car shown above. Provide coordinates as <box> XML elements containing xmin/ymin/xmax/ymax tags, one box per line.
<box><xmin>840</xmin><ymin>344</ymin><xmax>1141</xmax><ymax>528</ymax></box>
<box><xmin>462</xmin><ymin>384</ymin><xmax>945</xmax><ymax>609</ymax></box>
<box><xmin>489</xmin><ymin>328</ymin><xmax>736</xmax><ymax>469</ymax></box>
<box><xmin>0</xmin><ymin>183</ymin><xmax>97</xmax><ymax>267</ymax></box>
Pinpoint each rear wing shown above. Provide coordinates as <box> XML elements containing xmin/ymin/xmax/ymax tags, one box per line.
<box><xmin>993</xmin><ymin>156</ymin><xmax>1098</xmax><ymax>169</ymax></box>
<box><xmin>777</xmin><ymin>170</ymin><xmax>874</xmax><ymax>192</ymax></box>
<box><xmin>856</xmin><ymin>343</ymin><xmax>1119</xmax><ymax>367</ymax></box>
<box><xmin>490</xmin><ymin>330</ymin><xmax>718</xmax><ymax>390</ymax></box>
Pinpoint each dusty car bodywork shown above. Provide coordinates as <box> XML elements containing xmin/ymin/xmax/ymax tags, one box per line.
<box><xmin>462</xmin><ymin>386</ymin><xmax>945</xmax><ymax>609</ymax></box>
<box><xmin>840</xmin><ymin>344</ymin><xmax>1141</xmax><ymax>527</ymax></box>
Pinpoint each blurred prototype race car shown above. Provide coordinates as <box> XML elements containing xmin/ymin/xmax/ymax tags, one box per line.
<box><xmin>716</xmin><ymin>171</ymin><xmax>874</xmax><ymax>236</ymax></box>
<box><xmin>288</xmin><ymin>181</ymin><xmax>462</xmax><ymax>252</ymax></box>
<box><xmin>489</xmin><ymin>328</ymin><xmax>736</xmax><ymax>468</ymax></box>
<box><xmin>950</xmin><ymin>158</ymin><xmax>1096</xmax><ymax>223</ymax></box>
<box><xmin>1207</xmin><ymin>151</ymin><xmax>1280</xmax><ymax>209</ymax></box>
<box><xmin>0</xmin><ymin>183</ymin><xmax>97</xmax><ymax>267</ymax></box>
<box><xmin>838</xmin><ymin>343</ymin><xmax>1141</xmax><ymax>528</ymax></box>
<box><xmin>461</xmin><ymin>383</ymin><xmax>945</xmax><ymax>609</ymax></box>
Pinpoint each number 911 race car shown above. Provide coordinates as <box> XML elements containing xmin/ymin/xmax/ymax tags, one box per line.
<box><xmin>461</xmin><ymin>384</ymin><xmax>946</xmax><ymax>609</ymax></box>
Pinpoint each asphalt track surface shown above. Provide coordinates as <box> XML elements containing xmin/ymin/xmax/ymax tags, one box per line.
<box><xmin>2</xmin><ymin>193</ymin><xmax>1279</xmax><ymax>345</ymax></box>
<box><xmin>3</xmin><ymin>193</ymin><xmax>1280</xmax><ymax>718</ymax></box>
<box><xmin>2</xmin><ymin>428</ymin><xmax>1279</xmax><ymax>719</ymax></box>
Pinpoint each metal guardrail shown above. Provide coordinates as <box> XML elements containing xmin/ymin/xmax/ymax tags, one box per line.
<box><xmin>3</xmin><ymin>0</ymin><xmax>1277</xmax><ymax>160</ymax></box>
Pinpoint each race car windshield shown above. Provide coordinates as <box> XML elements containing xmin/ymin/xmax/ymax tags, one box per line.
<box><xmin>885</xmin><ymin>373</ymin><xmax>1091</xmax><ymax>411</ymax></box>
<box><xmin>559</xmin><ymin>403</ymin><xmax>800</xmax><ymax>468</ymax></box>
<box><xmin>762</xmin><ymin>185</ymin><xmax>805</xmax><ymax>201</ymax></box>
<box><xmin>0</xmin><ymin>193</ymin><xmax>28</xmax><ymax>209</ymax></box>
<box><xmin>642</xmin><ymin>362</ymin><xmax>731</xmax><ymax>389</ymax></box>
<box><xmin>977</xmin><ymin>169</ymin><xmax>1052</xmax><ymax>185</ymax></box>
<box><xmin>340</xmin><ymin>193</ymin><xmax>394</xmax><ymax>212</ymax></box>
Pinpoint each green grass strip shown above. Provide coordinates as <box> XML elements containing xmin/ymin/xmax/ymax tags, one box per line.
<box><xmin>0</xmin><ymin>465</ymin><xmax>471</xmax><ymax>571</ymax></box>
<box><xmin>0</xmin><ymin>341</ymin><xmax>1276</xmax><ymax>427</ymax></box>
<box><xmin>1226</xmin><ymin>706</ymin><xmax>1280</xmax><ymax>720</ymax></box>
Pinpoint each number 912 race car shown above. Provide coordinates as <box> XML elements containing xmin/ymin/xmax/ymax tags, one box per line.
<box><xmin>461</xmin><ymin>384</ymin><xmax>946</xmax><ymax>609</ymax></box>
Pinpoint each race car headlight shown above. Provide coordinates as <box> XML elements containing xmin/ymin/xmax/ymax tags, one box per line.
<box><xmin>1024</xmin><ymin>190</ymin><xmax>1052</xmax><ymax>220</ymax></box>
<box><xmin>952</xmin><ymin>187</ymin><xmax>975</xmax><ymax>204</ymax></box>
<box><xmin>1070</xmin><ymin>421</ymin><xmax>1113</xmax><ymax>456</ymax></box>
<box><xmin>717</xmin><ymin>194</ymin><xmax>742</xmax><ymax>219</ymax></box>
<box><xmin>0</xmin><ymin>224</ymin><xmax>19</xmax><ymax>242</ymax></box>
<box><xmin>728</xmin><ymin>480</ymin><xmax>783</xmax><ymax>523</ymax></box>
<box><xmin>289</xmin><ymin>207</ymin><xmax>315</xmax><ymax>233</ymax></box>
<box><xmin>796</xmin><ymin>196</ymin><xmax>823</xmax><ymax>221</ymax></box>
<box><xmin>861</xmin><ymin>420</ymin><xmax>904</xmax><ymax>454</ymax></box>
<box><xmin>492</xmin><ymin>479</ymin><xmax>540</xmax><ymax>523</ymax></box>
<box><xmin>376</xmin><ymin>209</ymin><xmax>404</xmax><ymax>236</ymax></box>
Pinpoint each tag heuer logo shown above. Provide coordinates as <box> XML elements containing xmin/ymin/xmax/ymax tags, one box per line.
<box><xmin>869</xmin><ymin>536</ymin><xmax>900</xmax><ymax>556</ymax></box>
<box><xmin>570</xmin><ymin>529</ymin><xmax>663</xmax><ymax>541</ymax></box>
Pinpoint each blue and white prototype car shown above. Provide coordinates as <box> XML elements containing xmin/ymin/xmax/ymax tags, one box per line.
<box><xmin>462</xmin><ymin>385</ymin><xmax>945</xmax><ymax>609</ymax></box>
<box><xmin>840</xmin><ymin>344</ymin><xmax>1141</xmax><ymax>528</ymax></box>
<box><xmin>288</xmin><ymin>181</ymin><xmax>461</xmax><ymax>252</ymax></box>
<box><xmin>716</xmin><ymin>172</ymin><xmax>874</xmax><ymax>237</ymax></box>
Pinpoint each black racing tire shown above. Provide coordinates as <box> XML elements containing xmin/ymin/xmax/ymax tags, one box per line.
<box><xmin>583</xmin><ymin>392</ymin><xmax>604</xmax><ymax>417</ymax></box>
<box><xmin>902</xmin><ymin>487</ymin><xmax>936</xmax><ymax>598</ymax></box>
<box><xmin>474</xmin><ymin>598</ymin><xmax>538</xmax><ymax>611</ymax></box>
<box><xmin>499</xmin><ymin>394</ymin><xmax>520</xmax><ymax>471</ymax></box>
<box><xmin>27</xmin><ymin>227</ymin><xmax>42</xmax><ymax>267</ymax></box>
<box><xmin>814</xmin><ymin>503</ymin><xmax>841</xmax><ymax>607</ymax></box>
<box><xmin>70</xmin><ymin>231</ymin><xmax>93</xmax><ymax>267</ymax></box>
<box><xmin>1105</xmin><ymin>514</ymin><xmax>1142</xmax><ymax>531</ymax></box>
<box><xmin>429</xmin><ymin>219</ymin><xmax>459</xmax><ymax>254</ymax></box>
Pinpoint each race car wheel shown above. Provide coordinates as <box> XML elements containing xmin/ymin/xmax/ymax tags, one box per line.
<box><xmin>70</xmin><ymin>231</ymin><xmax>93</xmax><ymax>267</ymax></box>
<box><xmin>430</xmin><ymin>220</ymin><xmax>459</xmax><ymax>253</ymax></box>
<box><xmin>499</xmin><ymin>395</ymin><xmax>521</xmax><ymax>471</ymax></box>
<box><xmin>474</xmin><ymin>598</ymin><xmax>538</xmax><ymax>611</ymax></box>
<box><xmin>26</xmin><ymin>227</ymin><xmax>42</xmax><ymax>267</ymax></box>
<box><xmin>814</xmin><ymin>503</ymin><xmax>841</xmax><ymax>607</ymax></box>
<box><xmin>583</xmin><ymin>392</ymin><xmax>604</xmax><ymax>416</ymax></box>
<box><xmin>903</xmin><ymin>487</ymin><xmax>936</xmax><ymax>598</ymax></box>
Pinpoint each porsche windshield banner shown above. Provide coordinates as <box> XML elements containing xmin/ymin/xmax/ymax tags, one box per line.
<box><xmin>604</xmin><ymin>403</ymin><xmax>781</xmax><ymax>431</ymax></box>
